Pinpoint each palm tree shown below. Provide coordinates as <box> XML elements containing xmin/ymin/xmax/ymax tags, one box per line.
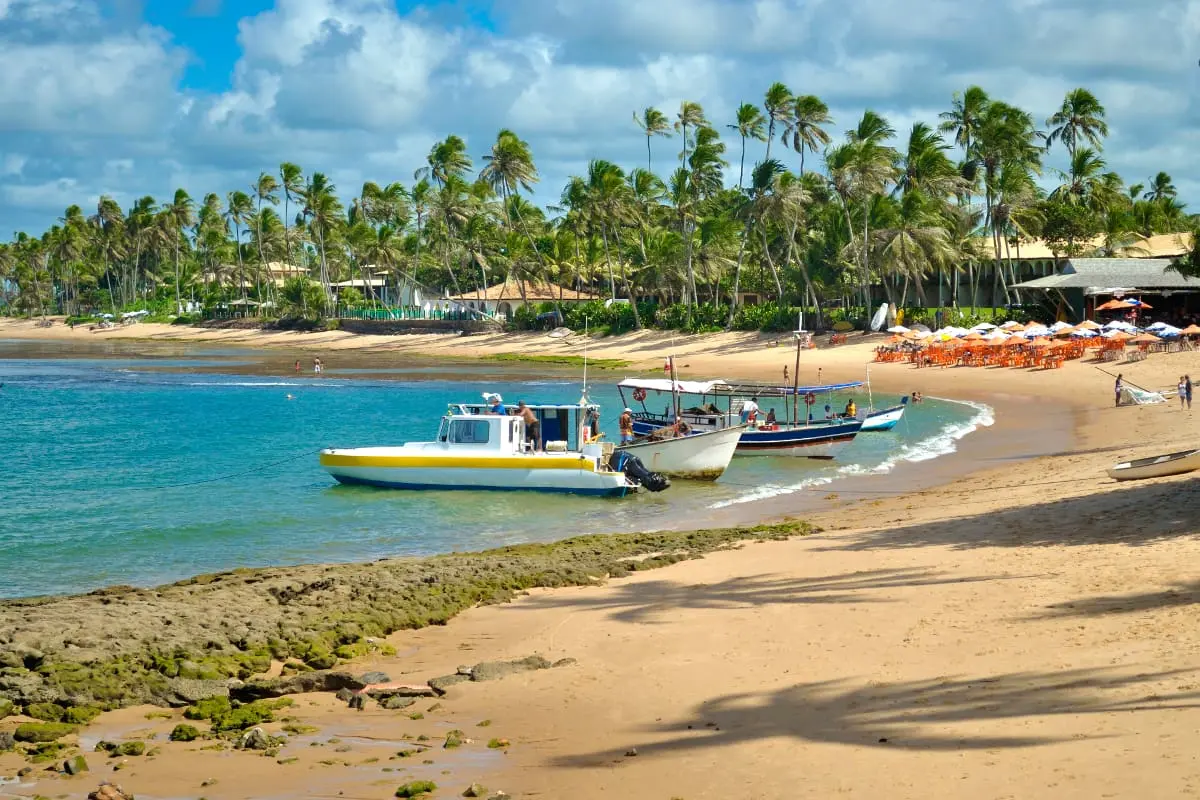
<box><xmin>479</xmin><ymin>129</ymin><xmax>545</xmax><ymax>309</ymax></box>
<box><xmin>225</xmin><ymin>190</ymin><xmax>253</xmax><ymax>300</ymax></box>
<box><xmin>301</xmin><ymin>172</ymin><xmax>344</xmax><ymax>310</ymax></box>
<box><xmin>1045</xmin><ymin>88</ymin><xmax>1108</xmax><ymax>157</ymax></box>
<box><xmin>1144</xmin><ymin>171</ymin><xmax>1177</xmax><ymax>203</ymax></box>
<box><xmin>728</xmin><ymin>103</ymin><xmax>766</xmax><ymax>188</ymax></box>
<box><xmin>252</xmin><ymin>172</ymin><xmax>279</xmax><ymax>293</ymax></box>
<box><xmin>938</xmin><ymin>86</ymin><xmax>990</xmax><ymax>154</ymax></box>
<box><xmin>279</xmin><ymin>162</ymin><xmax>304</xmax><ymax>274</ymax></box>
<box><xmin>673</xmin><ymin>101</ymin><xmax>708</xmax><ymax>167</ymax></box>
<box><xmin>417</xmin><ymin>135</ymin><xmax>472</xmax><ymax>187</ymax></box>
<box><xmin>874</xmin><ymin>191</ymin><xmax>956</xmax><ymax>306</ymax></box>
<box><xmin>762</xmin><ymin>82</ymin><xmax>793</xmax><ymax>162</ymax></box>
<box><xmin>633</xmin><ymin>107</ymin><xmax>671</xmax><ymax>173</ymax></box>
<box><xmin>163</xmin><ymin>189</ymin><xmax>195</xmax><ymax>313</ymax></box>
<box><xmin>786</xmin><ymin>95</ymin><xmax>833</xmax><ymax>175</ymax></box>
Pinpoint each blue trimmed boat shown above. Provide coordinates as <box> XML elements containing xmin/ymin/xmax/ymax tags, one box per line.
<box><xmin>618</xmin><ymin>378</ymin><xmax>865</xmax><ymax>459</ymax></box>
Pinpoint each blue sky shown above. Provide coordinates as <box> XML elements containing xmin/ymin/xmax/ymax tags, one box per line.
<box><xmin>2</xmin><ymin>0</ymin><xmax>1199</xmax><ymax>237</ymax></box>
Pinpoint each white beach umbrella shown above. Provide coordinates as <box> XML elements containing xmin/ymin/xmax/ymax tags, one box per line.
<box><xmin>971</xmin><ymin>322</ymin><xmax>997</xmax><ymax>330</ymax></box>
<box><xmin>1049</xmin><ymin>321</ymin><xmax>1073</xmax><ymax>332</ymax></box>
<box><xmin>999</xmin><ymin>320</ymin><xmax>1023</xmax><ymax>329</ymax></box>
<box><xmin>982</xmin><ymin>331</ymin><xmax>1010</xmax><ymax>340</ymax></box>
<box><xmin>1070</xmin><ymin>328</ymin><xmax>1097</xmax><ymax>338</ymax></box>
<box><xmin>1157</xmin><ymin>324</ymin><xmax>1183</xmax><ymax>336</ymax></box>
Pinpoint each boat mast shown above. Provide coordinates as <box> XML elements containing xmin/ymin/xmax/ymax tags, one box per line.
<box><xmin>792</xmin><ymin>331</ymin><xmax>802</xmax><ymax>425</ymax></box>
<box><xmin>580</xmin><ymin>316</ymin><xmax>589</xmax><ymax>406</ymax></box>
<box><xmin>669</xmin><ymin>354</ymin><xmax>680</xmax><ymax>420</ymax></box>
<box><xmin>866</xmin><ymin>365</ymin><xmax>874</xmax><ymax>413</ymax></box>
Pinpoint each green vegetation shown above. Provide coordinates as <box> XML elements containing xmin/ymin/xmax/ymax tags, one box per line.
<box><xmin>13</xmin><ymin>722</ymin><xmax>76</xmax><ymax>743</ymax></box>
<box><xmin>168</xmin><ymin>725</ymin><xmax>199</xmax><ymax>744</ymax></box>
<box><xmin>0</xmin><ymin>523</ymin><xmax>811</xmax><ymax>714</ymax></box>
<box><xmin>443</xmin><ymin>729</ymin><xmax>465</xmax><ymax>749</ymax></box>
<box><xmin>116</xmin><ymin>741</ymin><xmax>146</xmax><ymax>757</ymax></box>
<box><xmin>62</xmin><ymin>705</ymin><xmax>102</xmax><ymax>725</ymax></box>
<box><xmin>395</xmin><ymin>781</ymin><xmax>437</xmax><ymax>798</ymax></box>
<box><xmin>3</xmin><ymin>85</ymin><xmax>1191</xmax><ymax>334</ymax></box>
<box><xmin>486</xmin><ymin>738</ymin><xmax>509</xmax><ymax>749</ymax></box>
<box><xmin>480</xmin><ymin>353</ymin><xmax>628</xmax><ymax>369</ymax></box>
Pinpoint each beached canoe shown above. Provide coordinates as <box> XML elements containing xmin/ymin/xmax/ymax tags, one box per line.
<box><xmin>616</xmin><ymin>424</ymin><xmax>744</xmax><ymax>481</ymax></box>
<box><xmin>1106</xmin><ymin>448</ymin><xmax>1200</xmax><ymax>481</ymax></box>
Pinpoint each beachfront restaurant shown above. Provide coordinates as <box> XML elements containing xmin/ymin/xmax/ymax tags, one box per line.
<box><xmin>1012</xmin><ymin>258</ymin><xmax>1200</xmax><ymax>324</ymax></box>
<box><xmin>448</xmin><ymin>280</ymin><xmax>600</xmax><ymax>319</ymax></box>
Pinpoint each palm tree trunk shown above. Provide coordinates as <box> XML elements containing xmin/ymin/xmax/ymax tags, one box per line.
<box><xmin>646</xmin><ymin>134</ymin><xmax>652</xmax><ymax>173</ymax></box>
<box><xmin>738</xmin><ymin>135</ymin><xmax>746</xmax><ymax>189</ymax></box>
<box><xmin>235</xmin><ymin>226</ymin><xmax>246</xmax><ymax>303</ymax></box>
<box><xmin>757</xmin><ymin>226</ymin><xmax>785</xmax><ymax>299</ymax></box>
<box><xmin>173</xmin><ymin>238</ymin><xmax>182</xmax><ymax>314</ymax></box>
<box><xmin>726</xmin><ymin>221</ymin><xmax>752</xmax><ymax>329</ymax></box>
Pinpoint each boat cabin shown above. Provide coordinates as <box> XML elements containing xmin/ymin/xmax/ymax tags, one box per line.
<box><xmin>449</xmin><ymin>401</ymin><xmax>603</xmax><ymax>453</ymax></box>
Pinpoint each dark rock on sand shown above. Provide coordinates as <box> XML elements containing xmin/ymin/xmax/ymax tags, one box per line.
<box><xmin>348</xmin><ymin>693</ymin><xmax>368</xmax><ymax>711</ymax></box>
<box><xmin>367</xmin><ymin>684</ymin><xmax>437</xmax><ymax>699</ymax></box>
<box><xmin>552</xmin><ymin>658</ymin><xmax>577</xmax><ymax>668</ymax></box>
<box><xmin>238</xmin><ymin>727</ymin><xmax>274</xmax><ymax>750</ymax></box>
<box><xmin>334</xmin><ymin>688</ymin><xmax>356</xmax><ymax>703</ymax></box>
<box><xmin>0</xmin><ymin>732</ymin><xmax>13</xmax><ymax>751</ymax></box>
<box><xmin>63</xmin><ymin>755</ymin><xmax>89</xmax><ymax>775</ymax></box>
<box><xmin>165</xmin><ymin>677</ymin><xmax>232</xmax><ymax>706</ymax></box>
<box><xmin>463</xmin><ymin>783</ymin><xmax>488</xmax><ymax>797</ymax></box>
<box><xmin>359</xmin><ymin>671</ymin><xmax>391</xmax><ymax>684</ymax></box>
<box><xmin>428</xmin><ymin>674</ymin><xmax>469</xmax><ymax>695</ymax></box>
<box><xmin>469</xmin><ymin>655</ymin><xmax>552</xmax><ymax>682</ymax></box>
<box><xmin>88</xmin><ymin>781</ymin><xmax>134</xmax><ymax>800</ymax></box>
<box><xmin>232</xmin><ymin>670</ymin><xmax>365</xmax><ymax>701</ymax></box>
<box><xmin>380</xmin><ymin>696</ymin><xmax>415</xmax><ymax>710</ymax></box>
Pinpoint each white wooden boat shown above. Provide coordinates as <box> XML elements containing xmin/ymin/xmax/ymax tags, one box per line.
<box><xmin>320</xmin><ymin>402</ymin><xmax>664</xmax><ymax>496</ymax></box>
<box><xmin>861</xmin><ymin>402</ymin><xmax>907</xmax><ymax>432</ymax></box>
<box><xmin>616</xmin><ymin>424</ymin><xmax>745</xmax><ymax>480</ymax></box>
<box><xmin>1107</xmin><ymin>448</ymin><xmax>1200</xmax><ymax>481</ymax></box>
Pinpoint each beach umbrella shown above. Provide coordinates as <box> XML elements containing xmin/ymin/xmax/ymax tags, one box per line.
<box><xmin>1070</xmin><ymin>328</ymin><xmax>1097</xmax><ymax>338</ymax></box>
<box><xmin>1130</xmin><ymin>332</ymin><xmax>1161</xmax><ymax>343</ymax></box>
<box><xmin>911</xmin><ymin>323</ymin><xmax>932</xmax><ymax>333</ymax></box>
<box><xmin>1053</xmin><ymin>326</ymin><xmax>1076</xmax><ymax>337</ymax></box>
<box><xmin>1181</xmin><ymin>324</ymin><xmax>1200</xmax><ymax>335</ymax></box>
<box><xmin>1096</xmin><ymin>299</ymin><xmax>1128</xmax><ymax>311</ymax></box>
<box><xmin>962</xmin><ymin>331</ymin><xmax>985</xmax><ymax>341</ymax></box>
<box><xmin>971</xmin><ymin>322</ymin><xmax>998</xmax><ymax>330</ymax></box>
<box><xmin>1028</xmin><ymin>337</ymin><xmax>1053</xmax><ymax>347</ymax></box>
<box><xmin>1104</xmin><ymin>330</ymin><xmax>1133</xmax><ymax>340</ymax></box>
<box><xmin>1003</xmin><ymin>336</ymin><xmax>1025</xmax><ymax>347</ymax></box>
<box><xmin>999</xmin><ymin>321</ymin><xmax>1024</xmax><ymax>330</ymax></box>
<box><xmin>1076</xmin><ymin>320</ymin><xmax>1102</xmax><ymax>330</ymax></box>
<box><xmin>1049</xmin><ymin>321</ymin><xmax>1073</xmax><ymax>332</ymax></box>
<box><xmin>1128</xmin><ymin>298</ymin><xmax>1153</xmax><ymax>309</ymax></box>
<box><xmin>886</xmin><ymin>325</ymin><xmax>910</xmax><ymax>334</ymax></box>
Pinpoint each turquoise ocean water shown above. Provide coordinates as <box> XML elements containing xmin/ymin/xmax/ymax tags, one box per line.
<box><xmin>0</xmin><ymin>343</ymin><xmax>991</xmax><ymax>599</ymax></box>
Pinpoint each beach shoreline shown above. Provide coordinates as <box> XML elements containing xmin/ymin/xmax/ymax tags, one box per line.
<box><xmin>5</xmin><ymin>318</ymin><xmax>1200</xmax><ymax>799</ymax></box>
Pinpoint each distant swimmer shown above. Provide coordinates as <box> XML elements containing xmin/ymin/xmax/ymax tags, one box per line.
<box><xmin>286</xmin><ymin>393</ymin><xmax>295</xmax><ymax>400</ymax></box>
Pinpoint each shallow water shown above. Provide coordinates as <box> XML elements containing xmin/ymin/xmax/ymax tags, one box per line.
<box><xmin>0</xmin><ymin>344</ymin><xmax>990</xmax><ymax>598</ymax></box>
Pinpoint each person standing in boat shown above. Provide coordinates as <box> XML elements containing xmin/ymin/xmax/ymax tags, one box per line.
<box><xmin>741</xmin><ymin>397</ymin><xmax>760</xmax><ymax>425</ymax></box>
<box><xmin>619</xmin><ymin>408</ymin><xmax>635</xmax><ymax>444</ymax></box>
<box><xmin>844</xmin><ymin>398</ymin><xmax>857</xmax><ymax>418</ymax></box>
<box><xmin>517</xmin><ymin>401</ymin><xmax>541</xmax><ymax>451</ymax></box>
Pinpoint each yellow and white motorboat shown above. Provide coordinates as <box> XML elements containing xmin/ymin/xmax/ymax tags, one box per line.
<box><xmin>319</xmin><ymin>400</ymin><xmax>663</xmax><ymax>496</ymax></box>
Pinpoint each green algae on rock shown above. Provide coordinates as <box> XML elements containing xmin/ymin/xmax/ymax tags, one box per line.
<box><xmin>0</xmin><ymin>523</ymin><xmax>812</xmax><ymax>713</ymax></box>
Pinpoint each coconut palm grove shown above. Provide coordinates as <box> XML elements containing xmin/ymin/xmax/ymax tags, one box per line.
<box><xmin>0</xmin><ymin>84</ymin><xmax>1192</xmax><ymax>332</ymax></box>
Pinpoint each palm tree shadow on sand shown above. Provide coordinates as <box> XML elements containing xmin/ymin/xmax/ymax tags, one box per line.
<box><xmin>551</xmin><ymin>667</ymin><xmax>1200</xmax><ymax>767</ymax></box>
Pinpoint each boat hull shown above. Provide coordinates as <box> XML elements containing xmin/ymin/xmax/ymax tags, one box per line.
<box><xmin>1107</xmin><ymin>449</ymin><xmax>1200</xmax><ymax>481</ymax></box>
<box><xmin>861</xmin><ymin>404</ymin><xmax>906</xmax><ymax>432</ymax></box>
<box><xmin>319</xmin><ymin>450</ymin><xmax>631</xmax><ymax>496</ymax></box>
<box><xmin>631</xmin><ymin>418</ymin><xmax>862</xmax><ymax>459</ymax></box>
<box><xmin>616</xmin><ymin>425</ymin><xmax>743</xmax><ymax>480</ymax></box>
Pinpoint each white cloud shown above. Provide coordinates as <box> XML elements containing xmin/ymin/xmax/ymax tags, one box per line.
<box><xmin>1</xmin><ymin>0</ymin><xmax>1199</xmax><ymax>235</ymax></box>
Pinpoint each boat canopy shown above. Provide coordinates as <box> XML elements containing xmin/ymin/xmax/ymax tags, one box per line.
<box><xmin>618</xmin><ymin>377</ymin><xmax>863</xmax><ymax>397</ymax></box>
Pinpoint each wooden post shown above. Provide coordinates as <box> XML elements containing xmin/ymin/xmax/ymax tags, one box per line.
<box><xmin>792</xmin><ymin>334</ymin><xmax>802</xmax><ymax>425</ymax></box>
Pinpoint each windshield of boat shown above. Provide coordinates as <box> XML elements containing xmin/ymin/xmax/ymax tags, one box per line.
<box><xmin>448</xmin><ymin>418</ymin><xmax>491</xmax><ymax>445</ymax></box>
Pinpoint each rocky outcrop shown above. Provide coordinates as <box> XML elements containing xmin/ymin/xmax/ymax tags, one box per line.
<box><xmin>88</xmin><ymin>782</ymin><xmax>133</xmax><ymax>800</ymax></box>
<box><xmin>231</xmin><ymin>671</ymin><xmax>365</xmax><ymax>701</ymax></box>
<box><xmin>468</xmin><ymin>655</ymin><xmax>552</xmax><ymax>682</ymax></box>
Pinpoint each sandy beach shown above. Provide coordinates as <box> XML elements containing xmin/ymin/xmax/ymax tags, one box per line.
<box><xmin>3</xmin><ymin>318</ymin><xmax>1200</xmax><ymax>799</ymax></box>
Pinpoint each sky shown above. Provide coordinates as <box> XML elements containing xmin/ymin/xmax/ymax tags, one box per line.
<box><xmin>1</xmin><ymin>0</ymin><xmax>1199</xmax><ymax>237</ymax></box>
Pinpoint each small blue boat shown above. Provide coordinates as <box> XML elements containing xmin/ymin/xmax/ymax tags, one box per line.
<box><xmin>861</xmin><ymin>397</ymin><xmax>909</xmax><ymax>432</ymax></box>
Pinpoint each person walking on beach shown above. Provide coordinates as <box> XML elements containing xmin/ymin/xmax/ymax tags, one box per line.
<box><xmin>294</xmin><ymin>359</ymin><xmax>301</xmax><ymax>373</ymax></box>
<box><xmin>313</xmin><ymin>357</ymin><xmax>323</xmax><ymax>375</ymax></box>
<box><xmin>517</xmin><ymin>401</ymin><xmax>541</xmax><ymax>451</ymax></box>
<box><xmin>619</xmin><ymin>408</ymin><xmax>635</xmax><ymax>444</ymax></box>
<box><xmin>783</xmin><ymin>365</ymin><xmax>789</xmax><ymax>384</ymax></box>
<box><xmin>1187</xmin><ymin>376</ymin><xmax>1194</xmax><ymax>410</ymax></box>
<box><xmin>1179</xmin><ymin>376</ymin><xmax>1188</xmax><ymax>409</ymax></box>
<box><xmin>1114</xmin><ymin>374</ymin><xmax>1123</xmax><ymax>407</ymax></box>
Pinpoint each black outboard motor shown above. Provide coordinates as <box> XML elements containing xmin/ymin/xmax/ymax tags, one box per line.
<box><xmin>609</xmin><ymin>451</ymin><xmax>670</xmax><ymax>492</ymax></box>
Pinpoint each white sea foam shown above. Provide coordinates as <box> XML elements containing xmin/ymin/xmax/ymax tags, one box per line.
<box><xmin>184</xmin><ymin>381</ymin><xmax>345</xmax><ymax>388</ymax></box>
<box><xmin>706</xmin><ymin>398</ymin><xmax>994</xmax><ymax>508</ymax></box>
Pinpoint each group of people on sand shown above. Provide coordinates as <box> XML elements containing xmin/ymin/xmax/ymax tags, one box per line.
<box><xmin>1179</xmin><ymin>375</ymin><xmax>1194</xmax><ymax>410</ymax></box>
